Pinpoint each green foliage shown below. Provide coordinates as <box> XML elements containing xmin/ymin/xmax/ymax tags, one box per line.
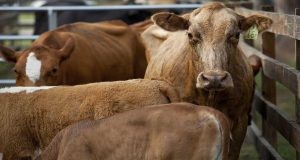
<box><xmin>0</xmin><ymin>62</ymin><xmax>14</xmax><ymax>79</ymax></box>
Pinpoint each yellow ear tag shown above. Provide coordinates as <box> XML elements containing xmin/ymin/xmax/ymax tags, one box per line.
<box><xmin>244</xmin><ymin>25</ymin><xmax>258</xmax><ymax>40</ymax></box>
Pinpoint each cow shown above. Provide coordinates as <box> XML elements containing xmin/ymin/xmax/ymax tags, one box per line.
<box><xmin>130</xmin><ymin>19</ymin><xmax>153</xmax><ymax>34</ymax></box>
<box><xmin>142</xmin><ymin>2</ymin><xmax>272</xmax><ymax>159</ymax></box>
<box><xmin>0</xmin><ymin>20</ymin><xmax>147</xmax><ymax>86</ymax></box>
<box><xmin>0</xmin><ymin>79</ymin><xmax>179</xmax><ymax>159</ymax></box>
<box><xmin>36</xmin><ymin>103</ymin><xmax>230</xmax><ymax>160</ymax></box>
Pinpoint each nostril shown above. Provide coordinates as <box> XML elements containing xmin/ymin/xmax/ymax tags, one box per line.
<box><xmin>201</xmin><ymin>73</ymin><xmax>209</xmax><ymax>81</ymax></box>
<box><xmin>220</xmin><ymin>73</ymin><xmax>227</xmax><ymax>81</ymax></box>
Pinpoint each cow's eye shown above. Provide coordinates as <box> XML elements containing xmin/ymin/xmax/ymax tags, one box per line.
<box><xmin>234</xmin><ymin>32</ymin><xmax>240</xmax><ymax>39</ymax></box>
<box><xmin>187</xmin><ymin>32</ymin><xmax>193</xmax><ymax>39</ymax></box>
<box><xmin>51</xmin><ymin>68</ymin><xmax>58</xmax><ymax>74</ymax></box>
<box><xmin>187</xmin><ymin>32</ymin><xmax>201</xmax><ymax>45</ymax></box>
<box><xmin>228</xmin><ymin>32</ymin><xmax>240</xmax><ymax>42</ymax></box>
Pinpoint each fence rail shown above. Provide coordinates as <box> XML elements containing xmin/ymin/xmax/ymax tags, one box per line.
<box><xmin>249</xmin><ymin>122</ymin><xmax>284</xmax><ymax>160</ymax></box>
<box><xmin>254</xmin><ymin>92</ymin><xmax>300</xmax><ymax>151</ymax></box>
<box><xmin>240</xmin><ymin>41</ymin><xmax>300</xmax><ymax>98</ymax></box>
<box><xmin>0</xmin><ymin>4</ymin><xmax>202</xmax><ymax>31</ymax></box>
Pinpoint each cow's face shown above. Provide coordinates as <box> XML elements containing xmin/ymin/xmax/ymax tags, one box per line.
<box><xmin>152</xmin><ymin>2</ymin><xmax>272</xmax><ymax>91</ymax></box>
<box><xmin>0</xmin><ymin>38</ymin><xmax>74</xmax><ymax>86</ymax></box>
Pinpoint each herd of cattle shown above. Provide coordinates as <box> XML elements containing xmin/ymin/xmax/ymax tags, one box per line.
<box><xmin>0</xmin><ymin>2</ymin><xmax>272</xmax><ymax>160</ymax></box>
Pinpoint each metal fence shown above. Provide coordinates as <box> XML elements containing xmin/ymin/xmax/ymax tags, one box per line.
<box><xmin>0</xmin><ymin>4</ymin><xmax>201</xmax><ymax>37</ymax></box>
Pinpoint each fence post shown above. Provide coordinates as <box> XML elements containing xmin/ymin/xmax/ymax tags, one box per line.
<box><xmin>295</xmin><ymin>8</ymin><xmax>300</xmax><ymax>160</ymax></box>
<box><xmin>261</xmin><ymin>5</ymin><xmax>277</xmax><ymax>158</ymax></box>
<box><xmin>47</xmin><ymin>8</ymin><xmax>57</xmax><ymax>31</ymax></box>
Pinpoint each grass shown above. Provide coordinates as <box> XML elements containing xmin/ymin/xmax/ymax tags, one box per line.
<box><xmin>240</xmin><ymin>132</ymin><xmax>260</xmax><ymax>160</ymax></box>
<box><xmin>18</xmin><ymin>13</ymin><xmax>34</xmax><ymax>24</ymax></box>
<box><xmin>0</xmin><ymin>62</ymin><xmax>14</xmax><ymax>79</ymax></box>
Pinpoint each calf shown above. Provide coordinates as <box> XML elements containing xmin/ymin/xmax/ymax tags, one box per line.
<box><xmin>143</xmin><ymin>2</ymin><xmax>272</xmax><ymax>159</ymax></box>
<box><xmin>0</xmin><ymin>79</ymin><xmax>179</xmax><ymax>160</ymax></box>
<box><xmin>0</xmin><ymin>20</ymin><xmax>147</xmax><ymax>86</ymax></box>
<box><xmin>37</xmin><ymin>103</ymin><xmax>230</xmax><ymax>160</ymax></box>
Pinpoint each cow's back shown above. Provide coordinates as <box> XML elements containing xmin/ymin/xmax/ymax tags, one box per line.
<box><xmin>40</xmin><ymin>103</ymin><xmax>229</xmax><ymax>160</ymax></box>
<box><xmin>0</xmin><ymin>79</ymin><xmax>178</xmax><ymax>149</ymax></box>
<box><xmin>34</xmin><ymin>21</ymin><xmax>147</xmax><ymax>85</ymax></box>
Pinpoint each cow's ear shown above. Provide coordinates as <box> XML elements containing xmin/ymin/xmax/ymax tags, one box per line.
<box><xmin>152</xmin><ymin>12</ymin><xmax>190</xmax><ymax>32</ymax></box>
<box><xmin>248</xmin><ymin>55</ymin><xmax>262</xmax><ymax>76</ymax></box>
<box><xmin>239</xmin><ymin>15</ymin><xmax>273</xmax><ymax>32</ymax></box>
<box><xmin>58</xmin><ymin>37</ymin><xmax>75</xmax><ymax>60</ymax></box>
<box><xmin>0</xmin><ymin>45</ymin><xmax>19</xmax><ymax>63</ymax></box>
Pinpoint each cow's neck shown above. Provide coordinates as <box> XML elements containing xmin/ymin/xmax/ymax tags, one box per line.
<box><xmin>147</xmin><ymin>32</ymin><xmax>197</xmax><ymax>102</ymax></box>
<box><xmin>168</xmin><ymin>36</ymin><xmax>197</xmax><ymax>102</ymax></box>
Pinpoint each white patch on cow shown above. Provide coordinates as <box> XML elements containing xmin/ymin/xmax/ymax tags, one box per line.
<box><xmin>25</xmin><ymin>52</ymin><xmax>42</xmax><ymax>83</ymax></box>
<box><xmin>0</xmin><ymin>153</ymin><xmax>2</xmax><ymax>160</ymax></box>
<box><xmin>0</xmin><ymin>86</ymin><xmax>55</xmax><ymax>94</ymax></box>
<box><xmin>198</xmin><ymin>43</ymin><xmax>227</xmax><ymax>71</ymax></box>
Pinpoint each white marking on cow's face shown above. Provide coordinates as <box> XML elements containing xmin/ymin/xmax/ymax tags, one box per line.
<box><xmin>25</xmin><ymin>52</ymin><xmax>42</xmax><ymax>83</ymax></box>
<box><xmin>198</xmin><ymin>45</ymin><xmax>227</xmax><ymax>71</ymax></box>
<box><xmin>0</xmin><ymin>86</ymin><xmax>55</xmax><ymax>94</ymax></box>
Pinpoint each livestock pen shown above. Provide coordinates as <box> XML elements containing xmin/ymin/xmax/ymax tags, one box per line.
<box><xmin>0</xmin><ymin>1</ymin><xmax>299</xmax><ymax>160</ymax></box>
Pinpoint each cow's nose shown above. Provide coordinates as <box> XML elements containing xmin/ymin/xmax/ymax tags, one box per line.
<box><xmin>197</xmin><ymin>71</ymin><xmax>233</xmax><ymax>91</ymax></box>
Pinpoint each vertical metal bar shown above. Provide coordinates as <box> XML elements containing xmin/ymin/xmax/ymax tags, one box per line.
<box><xmin>47</xmin><ymin>8</ymin><xmax>57</xmax><ymax>31</ymax></box>
<box><xmin>261</xmin><ymin>5</ymin><xmax>277</xmax><ymax>159</ymax></box>
<box><xmin>295</xmin><ymin>7</ymin><xmax>300</xmax><ymax>160</ymax></box>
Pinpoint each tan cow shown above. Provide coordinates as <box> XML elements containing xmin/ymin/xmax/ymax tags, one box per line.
<box><xmin>0</xmin><ymin>79</ymin><xmax>179</xmax><ymax>160</ymax></box>
<box><xmin>130</xmin><ymin>19</ymin><xmax>153</xmax><ymax>34</ymax></box>
<box><xmin>36</xmin><ymin>103</ymin><xmax>230</xmax><ymax>160</ymax></box>
<box><xmin>0</xmin><ymin>20</ymin><xmax>147</xmax><ymax>86</ymax></box>
<box><xmin>143</xmin><ymin>3</ymin><xmax>272</xmax><ymax>159</ymax></box>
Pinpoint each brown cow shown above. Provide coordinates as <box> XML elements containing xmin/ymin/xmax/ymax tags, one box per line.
<box><xmin>0</xmin><ymin>79</ymin><xmax>179</xmax><ymax>160</ymax></box>
<box><xmin>143</xmin><ymin>3</ymin><xmax>272</xmax><ymax>159</ymax></box>
<box><xmin>36</xmin><ymin>103</ymin><xmax>230</xmax><ymax>160</ymax></box>
<box><xmin>0</xmin><ymin>20</ymin><xmax>147</xmax><ymax>86</ymax></box>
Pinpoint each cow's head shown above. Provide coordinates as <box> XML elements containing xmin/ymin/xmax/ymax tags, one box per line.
<box><xmin>0</xmin><ymin>38</ymin><xmax>75</xmax><ymax>86</ymax></box>
<box><xmin>152</xmin><ymin>2</ymin><xmax>272</xmax><ymax>91</ymax></box>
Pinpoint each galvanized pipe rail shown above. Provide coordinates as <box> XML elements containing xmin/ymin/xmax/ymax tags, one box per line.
<box><xmin>0</xmin><ymin>4</ymin><xmax>201</xmax><ymax>31</ymax></box>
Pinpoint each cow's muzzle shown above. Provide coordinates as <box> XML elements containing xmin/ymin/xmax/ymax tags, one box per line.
<box><xmin>196</xmin><ymin>71</ymin><xmax>234</xmax><ymax>91</ymax></box>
